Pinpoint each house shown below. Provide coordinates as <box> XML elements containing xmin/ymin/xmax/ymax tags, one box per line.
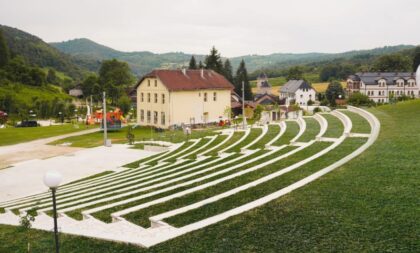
<box><xmin>69</xmin><ymin>85</ymin><xmax>83</xmax><ymax>98</ymax></box>
<box><xmin>279</xmin><ymin>80</ymin><xmax>316</xmax><ymax>106</ymax></box>
<box><xmin>136</xmin><ymin>69</ymin><xmax>234</xmax><ymax>129</ymax></box>
<box><xmin>254</xmin><ymin>73</ymin><xmax>279</xmax><ymax>105</ymax></box>
<box><xmin>347</xmin><ymin>72</ymin><xmax>419</xmax><ymax>103</ymax></box>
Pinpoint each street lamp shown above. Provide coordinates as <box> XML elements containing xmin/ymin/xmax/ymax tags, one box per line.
<box><xmin>43</xmin><ymin>171</ymin><xmax>62</xmax><ymax>253</ymax></box>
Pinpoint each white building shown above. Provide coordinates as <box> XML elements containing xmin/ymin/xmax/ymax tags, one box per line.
<box><xmin>136</xmin><ymin>69</ymin><xmax>233</xmax><ymax>129</ymax></box>
<box><xmin>279</xmin><ymin>80</ymin><xmax>316</xmax><ymax>106</ymax></box>
<box><xmin>347</xmin><ymin>72</ymin><xmax>419</xmax><ymax>103</ymax></box>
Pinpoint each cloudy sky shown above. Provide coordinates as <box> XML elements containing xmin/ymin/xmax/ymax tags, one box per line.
<box><xmin>0</xmin><ymin>0</ymin><xmax>419</xmax><ymax>57</ymax></box>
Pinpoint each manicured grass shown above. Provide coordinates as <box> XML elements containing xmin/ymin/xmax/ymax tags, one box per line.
<box><xmin>204</xmin><ymin>131</ymin><xmax>245</xmax><ymax>156</ymax></box>
<box><xmin>321</xmin><ymin>113</ymin><xmax>344</xmax><ymax>138</ymax></box>
<box><xmin>296</xmin><ymin>117</ymin><xmax>320</xmax><ymax>142</ymax></box>
<box><xmin>166</xmin><ymin>138</ymin><xmax>366</xmax><ymax>227</ymax></box>
<box><xmin>272</xmin><ymin>121</ymin><xmax>299</xmax><ymax>146</ymax></box>
<box><xmin>2</xmin><ymin>101</ymin><xmax>419</xmax><ymax>252</ymax></box>
<box><xmin>0</xmin><ymin>124</ymin><xmax>92</xmax><ymax>146</ymax></box>
<box><xmin>63</xmin><ymin>171</ymin><xmax>114</xmax><ymax>186</ymax></box>
<box><xmin>248</xmin><ymin>124</ymin><xmax>280</xmax><ymax>149</ymax></box>
<box><xmin>225</xmin><ymin>128</ymin><xmax>263</xmax><ymax>153</ymax></box>
<box><xmin>340</xmin><ymin>110</ymin><xmax>371</xmax><ymax>134</ymax></box>
<box><xmin>50</xmin><ymin>127</ymin><xmax>219</xmax><ymax>148</ymax></box>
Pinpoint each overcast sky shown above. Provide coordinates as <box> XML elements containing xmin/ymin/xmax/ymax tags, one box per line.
<box><xmin>0</xmin><ymin>0</ymin><xmax>419</xmax><ymax>57</ymax></box>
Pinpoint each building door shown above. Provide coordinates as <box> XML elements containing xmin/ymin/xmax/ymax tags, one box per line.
<box><xmin>203</xmin><ymin>112</ymin><xmax>209</xmax><ymax>124</ymax></box>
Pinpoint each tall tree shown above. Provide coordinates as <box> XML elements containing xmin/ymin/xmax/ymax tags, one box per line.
<box><xmin>234</xmin><ymin>59</ymin><xmax>253</xmax><ymax>100</ymax></box>
<box><xmin>287</xmin><ymin>66</ymin><xmax>304</xmax><ymax>80</ymax></box>
<box><xmin>325</xmin><ymin>80</ymin><xmax>345</xmax><ymax>105</ymax></box>
<box><xmin>373</xmin><ymin>54</ymin><xmax>411</xmax><ymax>72</ymax></box>
<box><xmin>198</xmin><ymin>61</ymin><xmax>204</xmax><ymax>69</ymax></box>
<box><xmin>223</xmin><ymin>59</ymin><xmax>234</xmax><ymax>83</ymax></box>
<box><xmin>412</xmin><ymin>46</ymin><xmax>420</xmax><ymax>71</ymax></box>
<box><xmin>188</xmin><ymin>56</ymin><xmax>197</xmax><ymax>69</ymax></box>
<box><xmin>204</xmin><ymin>46</ymin><xmax>223</xmax><ymax>74</ymax></box>
<box><xmin>46</xmin><ymin>69</ymin><xmax>58</xmax><ymax>85</ymax></box>
<box><xmin>99</xmin><ymin>59</ymin><xmax>134</xmax><ymax>104</ymax></box>
<box><xmin>0</xmin><ymin>29</ymin><xmax>10</xmax><ymax>68</ymax></box>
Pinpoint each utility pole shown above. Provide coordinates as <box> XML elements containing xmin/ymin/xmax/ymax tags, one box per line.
<box><xmin>242</xmin><ymin>81</ymin><xmax>246</xmax><ymax>129</ymax></box>
<box><xmin>103</xmin><ymin>91</ymin><xmax>108</xmax><ymax>146</ymax></box>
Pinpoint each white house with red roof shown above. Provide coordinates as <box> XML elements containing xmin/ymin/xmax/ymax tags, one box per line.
<box><xmin>136</xmin><ymin>69</ymin><xmax>234</xmax><ymax>128</ymax></box>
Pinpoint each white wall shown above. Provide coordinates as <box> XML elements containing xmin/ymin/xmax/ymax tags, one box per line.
<box><xmin>295</xmin><ymin>88</ymin><xmax>316</xmax><ymax>105</ymax></box>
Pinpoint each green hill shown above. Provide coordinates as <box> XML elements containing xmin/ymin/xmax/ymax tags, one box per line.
<box><xmin>51</xmin><ymin>38</ymin><xmax>415</xmax><ymax>76</ymax></box>
<box><xmin>0</xmin><ymin>25</ymin><xmax>88</xmax><ymax>80</ymax></box>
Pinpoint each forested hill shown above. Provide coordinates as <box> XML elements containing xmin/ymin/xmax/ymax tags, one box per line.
<box><xmin>0</xmin><ymin>25</ymin><xmax>88</xmax><ymax>80</ymax></box>
<box><xmin>51</xmin><ymin>37</ymin><xmax>415</xmax><ymax>76</ymax></box>
<box><xmin>50</xmin><ymin>38</ymin><xmax>205</xmax><ymax>76</ymax></box>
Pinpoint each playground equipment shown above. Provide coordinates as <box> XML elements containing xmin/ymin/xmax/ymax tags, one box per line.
<box><xmin>95</xmin><ymin>108</ymin><xmax>126</xmax><ymax>131</ymax></box>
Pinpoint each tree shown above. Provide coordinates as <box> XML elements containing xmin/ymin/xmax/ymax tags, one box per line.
<box><xmin>319</xmin><ymin>64</ymin><xmax>355</xmax><ymax>82</ymax></box>
<box><xmin>188</xmin><ymin>56</ymin><xmax>197</xmax><ymax>69</ymax></box>
<box><xmin>325</xmin><ymin>81</ymin><xmax>345</xmax><ymax>105</ymax></box>
<box><xmin>99</xmin><ymin>59</ymin><xmax>134</xmax><ymax>104</ymax></box>
<box><xmin>81</xmin><ymin>74</ymin><xmax>99</xmax><ymax>98</ymax></box>
<box><xmin>412</xmin><ymin>46</ymin><xmax>420</xmax><ymax>71</ymax></box>
<box><xmin>46</xmin><ymin>69</ymin><xmax>58</xmax><ymax>85</ymax></box>
<box><xmin>19</xmin><ymin>206</ymin><xmax>37</xmax><ymax>253</ymax></box>
<box><xmin>198</xmin><ymin>61</ymin><xmax>204</xmax><ymax>69</ymax></box>
<box><xmin>0</xmin><ymin>29</ymin><xmax>9</xmax><ymax>68</ymax></box>
<box><xmin>126</xmin><ymin>125</ymin><xmax>135</xmax><ymax>145</ymax></box>
<box><xmin>373</xmin><ymin>54</ymin><xmax>411</xmax><ymax>72</ymax></box>
<box><xmin>287</xmin><ymin>66</ymin><xmax>304</xmax><ymax>80</ymax></box>
<box><xmin>347</xmin><ymin>92</ymin><xmax>372</xmax><ymax>106</ymax></box>
<box><xmin>234</xmin><ymin>59</ymin><xmax>253</xmax><ymax>100</ymax></box>
<box><xmin>204</xmin><ymin>46</ymin><xmax>223</xmax><ymax>74</ymax></box>
<box><xmin>117</xmin><ymin>95</ymin><xmax>131</xmax><ymax>115</ymax></box>
<box><xmin>223</xmin><ymin>59</ymin><xmax>234</xmax><ymax>83</ymax></box>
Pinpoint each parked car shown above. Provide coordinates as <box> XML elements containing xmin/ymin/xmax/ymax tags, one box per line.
<box><xmin>16</xmin><ymin>120</ymin><xmax>39</xmax><ymax>127</ymax></box>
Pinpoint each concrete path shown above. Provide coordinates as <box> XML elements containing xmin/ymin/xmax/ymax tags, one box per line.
<box><xmin>0</xmin><ymin>128</ymin><xmax>100</xmax><ymax>169</ymax></box>
<box><xmin>0</xmin><ymin>144</ymin><xmax>156</xmax><ymax>202</ymax></box>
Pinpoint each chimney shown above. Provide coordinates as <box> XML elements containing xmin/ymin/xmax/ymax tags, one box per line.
<box><xmin>200</xmin><ymin>68</ymin><xmax>204</xmax><ymax>79</ymax></box>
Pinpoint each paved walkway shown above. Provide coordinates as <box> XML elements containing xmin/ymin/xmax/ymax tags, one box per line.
<box><xmin>0</xmin><ymin>128</ymin><xmax>100</xmax><ymax>169</ymax></box>
<box><xmin>0</xmin><ymin>144</ymin><xmax>156</xmax><ymax>202</ymax></box>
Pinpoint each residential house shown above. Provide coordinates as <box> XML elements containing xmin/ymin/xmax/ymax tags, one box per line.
<box><xmin>279</xmin><ymin>80</ymin><xmax>316</xmax><ymax>106</ymax></box>
<box><xmin>136</xmin><ymin>69</ymin><xmax>234</xmax><ymax>129</ymax></box>
<box><xmin>347</xmin><ymin>72</ymin><xmax>419</xmax><ymax>103</ymax></box>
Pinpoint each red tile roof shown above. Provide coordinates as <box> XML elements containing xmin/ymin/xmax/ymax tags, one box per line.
<box><xmin>136</xmin><ymin>69</ymin><xmax>234</xmax><ymax>91</ymax></box>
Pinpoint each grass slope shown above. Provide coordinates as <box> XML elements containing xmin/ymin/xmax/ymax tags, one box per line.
<box><xmin>0</xmin><ymin>101</ymin><xmax>419</xmax><ymax>252</ymax></box>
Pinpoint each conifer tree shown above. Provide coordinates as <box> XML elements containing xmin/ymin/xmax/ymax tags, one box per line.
<box><xmin>234</xmin><ymin>59</ymin><xmax>253</xmax><ymax>100</ymax></box>
<box><xmin>188</xmin><ymin>56</ymin><xmax>197</xmax><ymax>69</ymax></box>
<box><xmin>223</xmin><ymin>59</ymin><xmax>234</xmax><ymax>83</ymax></box>
<box><xmin>198</xmin><ymin>61</ymin><xmax>204</xmax><ymax>69</ymax></box>
<box><xmin>0</xmin><ymin>29</ymin><xmax>10</xmax><ymax>68</ymax></box>
<box><xmin>204</xmin><ymin>46</ymin><xmax>223</xmax><ymax>74</ymax></box>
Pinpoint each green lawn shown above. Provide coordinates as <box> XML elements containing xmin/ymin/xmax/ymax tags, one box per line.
<box><xmin>296</xmin><ymin>117</ymin><xmax>321</xmax><ymax>142</ymax></box>
<box><xmin>0</xmin><ymin>124</ymin><xmax>93</xmax><ymax>146</ymax></box>
<box><xmin>340</xmin><ymin>110</ymin><xmax>371</xmax><ymax>134</ymax></box>
<box><xmin>1</xmin><ymin>101</ymin><xmax>419</xmax><ymax>252</ymax></box>
<box><xmin>321</xmin><ymin>113</ymin><xmax>344</xmax><ymax>138</ymax></box>
<box><xmin>272</xmin><ymin>121</ymin><xmax>299</xmax><ymax>146</ymax></box>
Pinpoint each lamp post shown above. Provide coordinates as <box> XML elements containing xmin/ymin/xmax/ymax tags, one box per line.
<box><xmin>43</xmin><ymin>171</ymin><xmax>62</xmax><ymax>253</ymax></box>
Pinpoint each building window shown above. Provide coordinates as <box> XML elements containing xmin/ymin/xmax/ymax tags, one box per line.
<box><xmin>213</xmin><ymin>92</ymin><xmax>217</xmax><ymax>101</ymax></box>
<box><xmin>140</xmin><ymin>110</ymin><xmax>144</xmax><ymax>122</ymax></box>
<box><xmin>148</xmin><ymin>80</ymin><xmax>150</xmax><ymax>87</ymax></box>
<box><xmin>161</xmin><ymin>112</ymin><xmax>165</xmax><ymax>125</ymax></box>
<box><xmin>154</xmin><ymin>93</ymin><xmax>158</xmax><ymax>103</ymax></box>
<box><xmin>162</xmin><ymin>94</ymin><xmax>165</xmax><ymax>104</ymax></box>
<box><xmin>154</xmin><ymin>80</ymin><xmax>157</xmax><ymax>87</ymax></box>
<box><xmin>300</xmin><ymin>94</ymin><xmax>303</xmax><ymax>98</ymax></box>
<box><xmin>154</xmin><ymin>111</ymin><xmax>158</xmax><ymax>124</ymax></box>
<box><xmin>204</xmin><ymin>92</ymin><xmax>207</xmax><ymax>102</ymax></box>
<box><xmin>147</xmin><ymin>93</ymin><xmax>151</xmax><ymax>103</ymax></box>
<box><xmin>141</xmin><ymin>92</ymin><xmax>144</xmax><ymax>102</ymax></box>
<box><xmin>147</xmin><ymin>110</ymin><xmax>151</xmax><ymax>123</ymax></box>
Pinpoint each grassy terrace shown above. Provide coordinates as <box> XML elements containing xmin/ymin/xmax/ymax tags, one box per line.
<box><xmin>272</xmin><ymin>121</ymin><xmax>299</xmax><ymax>146</ymax></box>
<box><xmin>166</xmin><ymin>138</ymin><xmax>367</xmax><ymax>227</ymax></box>
<box><xmin>321</xmin><ymin>113</ymin><xmax>344</xmax><ymax>138</ymax></box>
<box><xmin>340</xmin><ymin>110</ymin><xmax>371</xmax><ymax>134</ymax></box>
<box><xmin>248</xmin><ymin>124</ymin><xmax>280</xmax><ymax>149</ymax></box>
<box><xmin>184</xmin><ymin>134</ymin><xmax>226</xmax><ymax>159</ymax></box>
<box><xmin>296</xmin><ymin>117</ymin><xmax>320</xmax><ymax>142</ymax></box>
<box><xmin>203</xmin><ymin>131</ymin><xmax>244</xmax><ymax>156</ymax></box>
<box><xmin>225</xmin><ymin>128</ymin><xmax>262</xmax><ymax>153</ymax></box>
<box><xmin>121</xmin><ymin>144</ymin><xmax>327</xmax><ymax>227</ymax></box>
<box><xmin>0</xmin><ymin>123</ymin><xmax>93</xmax><ymax>146</ymax></box>
<box><xmin>2</xmin><ymin>102</ymin><xmax>419</xmax><ymax>252</ymax></box>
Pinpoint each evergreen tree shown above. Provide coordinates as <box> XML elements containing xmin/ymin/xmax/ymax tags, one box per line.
<box><xmin>0</xmin><ymin>29</ymin><xmax>10</xmax><ymax>68</ymax></box>
<box><xmin>325</xmin><ymin>80</ymin><xmax>345</xmax><ymax>105</ymax></box>
<box><xmin>223</xmin><ymin>59</ymin><xmax>234</xmax><ymax>83</ymax></box>
<box><xmin>204</xmin><ymin>46</ymin><xmax>223</xmax><ymax>74</ymax></box>
<box><xmin>234</xmin><ymin>59</ymin><xmax>253</xmax><ymax>100</ymax></box>
<box><xmin>188</xmin><ymin>56</ymin><xmax>197</xmax><ymax>69</ymax></box>
<box><xmin>412</xmin><ymin>46</ymin><xmax>420</xmax><ymax>71</ymax></box>
<box><xmin>287</xmin><ymin>66</ymin><xmax>304</xmax><ymax>80</ymax></box>
<box><xmin>198</xmin><ymin>61</ymin><xmax>204</xmax><ymax>69</ymax></box>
